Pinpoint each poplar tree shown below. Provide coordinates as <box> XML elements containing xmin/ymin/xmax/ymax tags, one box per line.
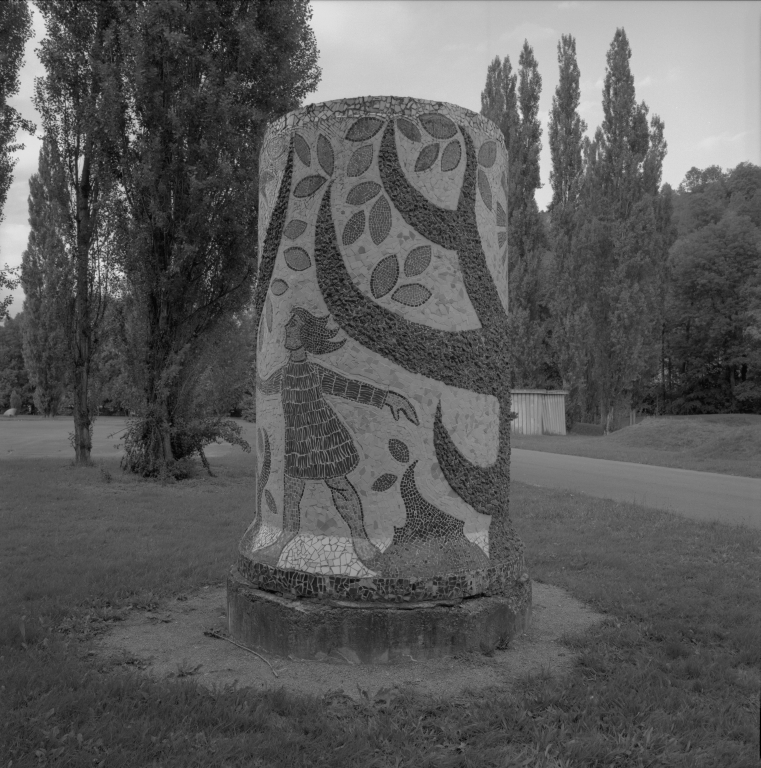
<box><xmin>103</xmin><ymin>0</ymin><xmax>320</xmax><ymax>476</ymax></box>
<box><xmin>480</xmin><ymin>43</ymin><xmax>550</xmax><ymax>387</ymax></box>
<box><xmin>20</xmin><ymin>136</ymin><xmax>71</xmax><ymax>416</ymax></box>
<box><xmin>0</xmin><ymin>0</ymin><xmax>34</xmax><ymax>320</ymax></box>
<box><xmin>578</xmin><ymin>28</ymin><xmax>669</xmax><ymax>430</ymax></box>
<box><xmin>547</xmin><ymin>34</ymin><xmax>591</xmax><ymax>422</ymax></box>
<box><xmin>35</xmin><ymin>0</ymin><xmax>119</xmax><ymax>461</ymax></box>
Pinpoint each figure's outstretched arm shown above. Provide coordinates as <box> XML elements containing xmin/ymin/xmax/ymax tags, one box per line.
<box><xmin>315</xmin><ymin>364</ymin><xmax>419</xmax><ymax>426</ymax></box>
<box><xmin>256</xmin><ymin>367</ymin><xmax>283</xmax><ymax>395</ymax></box>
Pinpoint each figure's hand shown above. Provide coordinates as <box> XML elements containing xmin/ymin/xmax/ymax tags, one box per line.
<box><xmin>384</xmin><ymin>391</ymin><xmax>419</xmax><ymax>425</ymax></box>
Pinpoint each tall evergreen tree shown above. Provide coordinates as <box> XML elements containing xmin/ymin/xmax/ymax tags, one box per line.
<box><xmin>547</xmin><ymin>34</ymin><xmax>591</xmax><ymax>422</ymax></box>
<box><xmin>35</xmin><ymin>0</ymin><xmax>119</xmax><ymax>461</ymax></box>
<box><xmin>20</xmin><ymin>135</ymin><xmax>71</xmax><ymax>416</ymax></box>
<box><xmin>0</xmin><ymin>0</ymin><xmax>35</xmax><ymax>320</ymax></box>
<box><xmin>577</xmin><ymin>28</ymin><xmax>669</xmax><ymax>430</ymax></box>
<box><xmin>510</xmin><ymin>40</ymin><xmax>545</xmax><ymax>318</ymax></box>
<box><xmin>102</xmin><ymin>0</ymin><xmax>320</xmax><ymax>476</ymax></box>
<box><xmin>548</xmin><ymin>35</ymin><xmax>586</xmax><ymax>215</ymax></box>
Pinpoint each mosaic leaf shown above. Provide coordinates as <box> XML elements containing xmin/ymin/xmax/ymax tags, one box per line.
<box><xmin>498</xmin><ymin>231</ymin><xmax>507</xmax><ymax>249</ymax></box>
<box><xmin>478</xmin><ymin>141</ymin><xmax>497</xmax><ymax>168</ymax></box>
<box><xmin>440</xmin><ymin>140</ymin><xmax>461</xmax><ymax>172</ymax></box>
<box><xmin>388</xmin><ymin>438</ymin><xmax>410</xmax><ymax>464</ymax></box>
<box><xmin>346</xmin><ymin>145</ymin><xmax>374</xmax><ymax>177</ymax></box>
<box><xmin>346</xmin><ymin>116</ymin><xmax>384</xmax><ymax>142</ymax></box>
<box><xmin>419</xmin><ymin>113</ymin><xmax>457</xmax><ymax>139</ymax></box>
<box><xmin>265</xmin><ymin>295</ymin><xmax>273</xmax><ymax>332</ymax></box>
<box><xmin>266</xmin><ymin>135</ymin><xmax>287</xmax><ymax>160</ymax></box>
<box><xmin>391</xmin><ymin>283</ymin><xmax>431</xmax><ymax>307</ymax></box>
<box><xmin>477</xmin><ymin>168</ymin><xmax>492</xmax><ymax>211</ymax></box>
<box><xmin>293</xmin><ymin>174</ymin><xmax>326</xmax><ymax>198</ymax></box>
<box><xmin>284</xmin><ymin>246</ymin><xmax>311</xmax><ymax>271</ymax></box>
<box><xmin>404</xmin><ymin>245</ymin><xmax>431</xmax><ymax>277</ymax></box>
<box><xmin>317</xmin><ymin>133</ymin><xmax>334</xmax><ymax>176</ymax></box>
<box><xmin>342</xmin><ymin>211</ymin><xmax>365</xmax><ymax>245</ymax></box>
<box><xmin>270</xmin><ymin>279</ymin><xmax>288</xmax><ymax>296</ymax></box>
<box><xmin>283</xmin><ymin>219</ymin><xmax>307</xmax><ymax>240</ymax></box>
<box><xmin>346</xmin><ymin>181</ymin><xmax>381</xmax><ymax>206</ymax></box>
<box><xmin>414</xmin><ymin>143</ymin><xmax>439</xmax><ymax>172</ymax></box>
<box><xmin>293</xmin><ymin>134</ymin><xmax>311</xmax><ymax>166</ymax></box>
<box><xmin>257</xmin><ymin>428</ymin><xmax>264</xmax><ymax>454</ymax></box>
<box><xmin>372</xmin><ymin>473</ymin><xmax>398</xmax><ymax>492</ymax></box>
<box><xmin>396</xmin><ymin>118</ymin><xmax>421</xmax><ymax>143</ymax></box>
<box><xmin>264</xmin><ymin>489</ymin><xmax>277</xmax><ymax>514</ymax></box>
<box><xmin>370</xmin><ymin>254</ymin><xmax>399</xmax><ymax>299</ymax></box>
<box><xmin>258</xmin><ymin>168</ymin><xmax>273</xmax><ymax>193</ymax></box>
<box><xmin>369</xmin><ymin>195</ymin><xmax>392</xmax><ymax>245</ymax></box>
<box><xmin>496</xmin><ymin>201</ymin><xmax>506</xmax><ymax>228</ymax></box>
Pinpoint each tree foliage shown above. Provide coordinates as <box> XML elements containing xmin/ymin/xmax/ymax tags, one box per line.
<box><xmin>481</xmin><ymin>42</ymin><xmax>553</xmax><ymax>389</ymax></box>
<box><xmin>0</xmin><ymin>0</ymin><xmax>35</xmax><ymax>319</ymax></box>
<box><xmin>99</xmin><ymin>0</ymin><xmax>320</xmax><ymax>476</ymax></box>
<box><xmin>662</xmin><ymin>163</ymin><xmax>761</xmax><ymax>413</ymax></box>
<box><xmin>0</xmin><ymin>312</ymin><xmax>33</xmax><ymax>411</ymax></box>
<box><xmin>20</xmin><ymin>135</ymin><xmax>71</xmax><ymax>416</ymax></box>
<box><xmin>35</xmin><ymin>0</ymin><xmax>119</xmax><ymax>460</ymax></box>
<box><xmin>560</xmin><ymin>28</ymin><xmax>671</xmax><ymax>430</ymax></box>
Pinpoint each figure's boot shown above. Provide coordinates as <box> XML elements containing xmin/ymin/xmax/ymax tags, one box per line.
<box><xmin>251</xmin><ymin>475</ymin><xmax>304</xmax><ymax>567</ymax></box>
<box><xmin>326</xmin><ymin>475</ymin><xmax>382</xmax><ymax>569</ymax></box>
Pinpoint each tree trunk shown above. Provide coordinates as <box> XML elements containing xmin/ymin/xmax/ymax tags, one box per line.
<box><xmin>660</xmin><ymin>321</ymin><xmax>666</xmax><ymax>415</ymax></box>
<box><xmin>71</xmin><ymin>206</ymin><xmax>93</xmax><ymax>465</ymax></box>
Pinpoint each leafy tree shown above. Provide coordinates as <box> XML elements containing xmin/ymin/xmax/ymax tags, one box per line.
<box><xmin>481</xmin><ymin>42</ymin><xmax>552</xmax><ymax>388</ymax></box>
<box><xmin>35</xmin><ymin>0</ymin><xmax>120</xmax><ymax>461</ymax></box>
<box><xmin>548</xmin><ymin>35</ymin><xmax>587</xmax><ymax>215</ymax></box>
<box><xmin>510</xmin><ymin>41</ymin><xmax>546</xmax><ymax>321</ymax></box>
<box><xmin>572</xmin><ymin>28</ymin><xmax>669</xmax><ymax>430</ymax></box>
<box><xmin>547</xmin><ymin>34</ymin><xmax>590</xmax><ymax>422</ymax></box>
<box><xmin>0</xmin><ymin>312</ymin><xmax>33</xmax><ymax>410</ymax></box>
<box><xmin>0</xmin><ymin>0</ymin><xmax>35</xmax><ymax>319</ymax></box>
<box><xmin>661</xmin><ymin>163</ymin><xmax>761</xmax><ymax>413</ymax></box>
<box><xmin>102</xmin><ymin>0</ymin><xmax>320</xmax><ymax>476</ymax></box>
<box><xmin>20</xmin><ymin>135</ymin><xmax>71</xmax><ymax>416</ymax></box>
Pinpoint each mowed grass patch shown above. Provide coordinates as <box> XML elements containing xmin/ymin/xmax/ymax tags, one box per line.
<box><xmin>0</xmin><ymin>455</ymin><xmax>253</xmax><ymax>641</ymax></box>
<box><xmin>513</xmin><ymin>413</ymin><xmax>761</xmax><ymax>477</ymax></box>
<box><xmin>0</xmin><ymin>461</ymin><xmax>759</xmax><ymax>766</ymax></box>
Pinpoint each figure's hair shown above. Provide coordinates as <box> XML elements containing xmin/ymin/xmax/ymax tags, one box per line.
<box><xmin>292</xmin><ymin>307</ymin><xmax>346</xmax><ymax>355</ymax></box>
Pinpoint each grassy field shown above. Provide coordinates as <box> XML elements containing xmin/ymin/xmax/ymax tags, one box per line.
<box><xmin>1</xmin><ymin>440</ymin><xmax>759</xmax><ymax>767</ymax></box>
<box><xmin>513</xmin><ymin>414</ymin><xmax>761</xmax><ymax>478</ymax></box>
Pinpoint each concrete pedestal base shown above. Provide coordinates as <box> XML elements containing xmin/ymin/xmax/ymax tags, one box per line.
<box><xmin>227</xmin><ymin>566</ymin><xmax>532</xmax><ymax>664</ymax></box>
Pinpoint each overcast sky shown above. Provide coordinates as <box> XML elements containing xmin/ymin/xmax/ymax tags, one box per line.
<box><xmin>2</xmin><ymin>0</ymin><xmax>759</xmax><ymax>317</ymax></box>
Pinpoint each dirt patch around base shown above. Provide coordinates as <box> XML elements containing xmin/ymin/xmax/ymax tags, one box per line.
<box><xmin>95</xmin><ymin>581</ymin><xmax>605</xmax><ymax>701</ymax></box>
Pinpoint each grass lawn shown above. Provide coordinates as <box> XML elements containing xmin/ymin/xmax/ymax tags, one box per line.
<box><xmin>512</xmin><ymin>414</ymin><xmax>761</xmax><ymax>478</ymax></box>
<box><xmin>1</xmin><ymin>444</ymin><xmax>758</xmax><ymax>767</ymax></box>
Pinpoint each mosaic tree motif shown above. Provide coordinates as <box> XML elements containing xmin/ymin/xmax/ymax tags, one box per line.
<box><xmin>244</xmin><ymin>97</ymin><xmax>519</xmax><ymax>599</ymax></box>
<box><xmin>313</xmin><ymin>113</ymin><xmax>517</xmax><ymax>564</ymax></box>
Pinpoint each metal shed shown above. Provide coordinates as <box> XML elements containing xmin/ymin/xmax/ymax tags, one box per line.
<box><xmin>510</xmin><ymin>389</ymin><xmax>568</xmax><ymax>435</ymax></box>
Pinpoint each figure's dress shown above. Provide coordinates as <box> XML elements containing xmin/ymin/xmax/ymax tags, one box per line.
<box><xmin>260</xmin><ymin>358</ymin><xmax>387</xmax><ymax>480</ymax></box>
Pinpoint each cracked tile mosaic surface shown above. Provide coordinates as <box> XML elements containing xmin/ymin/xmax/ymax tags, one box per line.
<box><xmin>243</xmin><ymin>96</ymin><xmax>524</xmax><ymax>600</ymax></box>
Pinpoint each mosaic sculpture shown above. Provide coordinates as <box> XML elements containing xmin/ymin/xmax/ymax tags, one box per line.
<box><xmin>238</xmin><ymin>96</ymin><xmax>525</xmax><ymax>604</ymax></box>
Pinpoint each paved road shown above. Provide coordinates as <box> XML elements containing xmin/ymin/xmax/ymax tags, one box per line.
<box><xmin>511</xmin><ymin>449</ymin><xmax>761</xmax><ymax>529</ymax></box>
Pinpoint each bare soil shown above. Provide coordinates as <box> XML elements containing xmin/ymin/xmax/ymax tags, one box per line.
<box><xmin>95</xmin><ymin>581</ymin><xmax>604</xmax><ymax>701</ymax></box>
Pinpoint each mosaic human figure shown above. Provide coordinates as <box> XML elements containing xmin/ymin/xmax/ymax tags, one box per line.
<box><xmin>255</xmin><ymin>306</ymin><xmax>419</xmax><ymax>568</ymax></box>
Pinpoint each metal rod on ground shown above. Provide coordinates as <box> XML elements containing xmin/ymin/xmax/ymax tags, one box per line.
<box><xmin>204</xmin><ymin>629</ymin><xmax>279</xmax><ymax>678</ymax></box>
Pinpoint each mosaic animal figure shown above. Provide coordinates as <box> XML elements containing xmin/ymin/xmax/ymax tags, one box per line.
<box><xmin>255</xmin><ymin>307</ymin><xmax>418</xmax><ymax>569</ymax></box>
